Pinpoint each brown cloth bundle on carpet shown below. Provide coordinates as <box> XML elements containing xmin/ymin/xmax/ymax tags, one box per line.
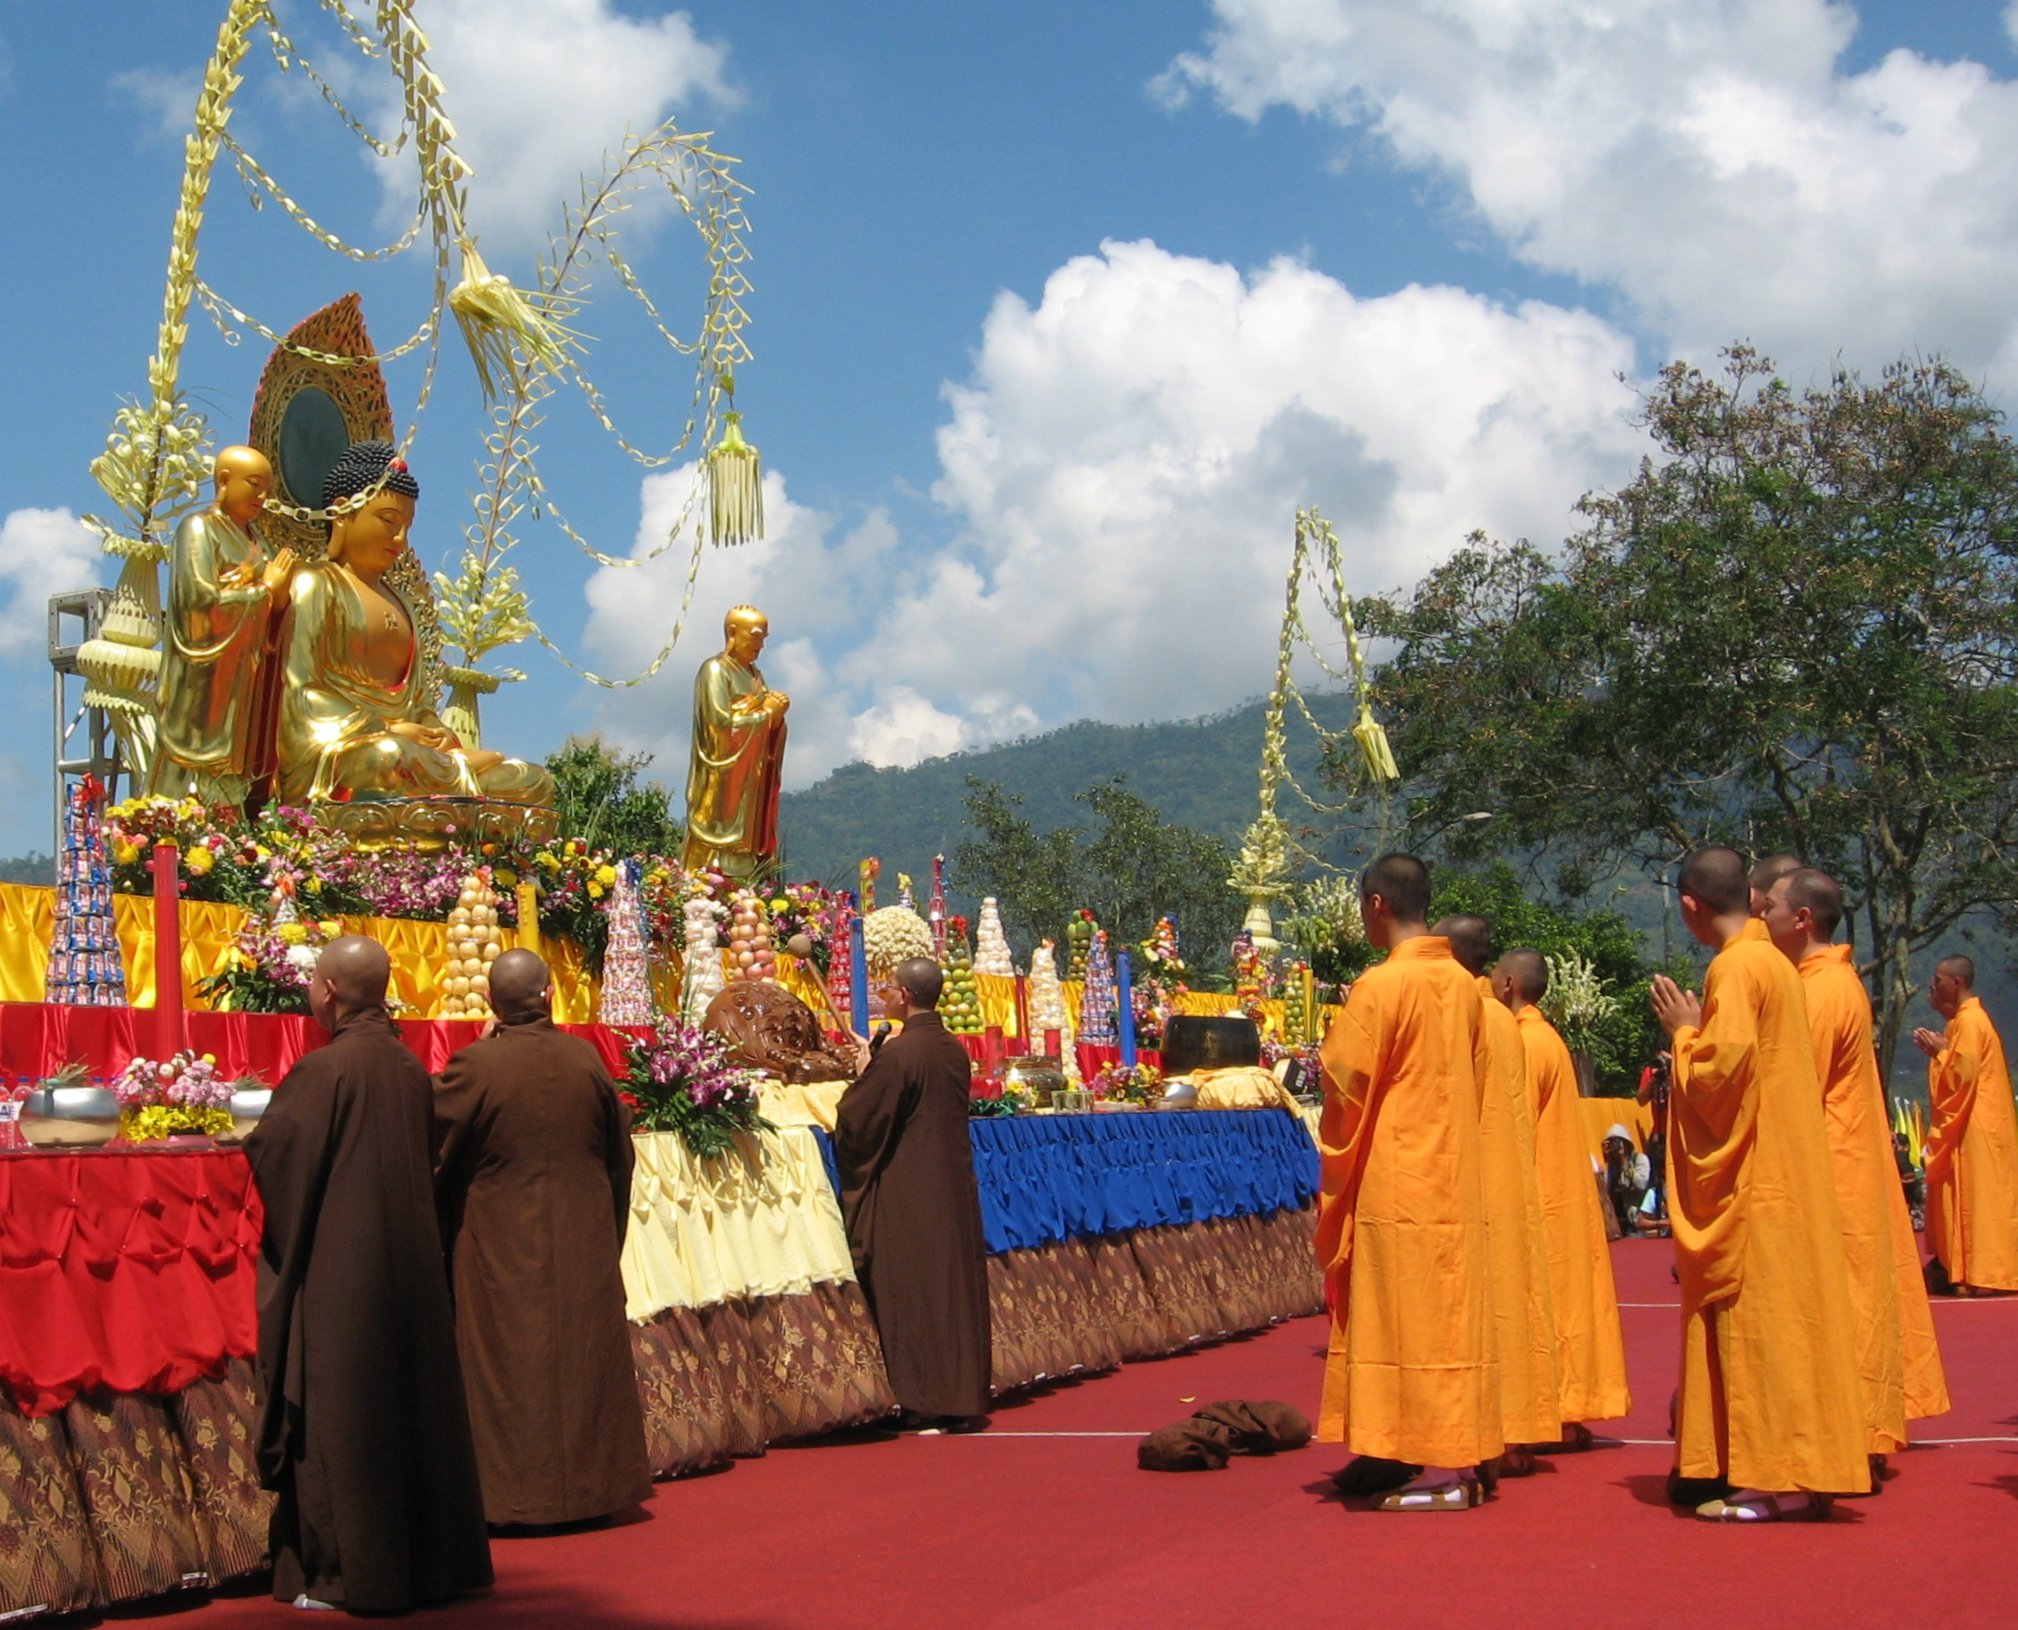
<box><xmin>1138</xmin><ymin>1400</ymin><xmax>1313</xmax><ymax>1471</ymax></box>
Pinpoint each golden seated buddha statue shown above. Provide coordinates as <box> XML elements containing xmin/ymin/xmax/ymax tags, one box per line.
<box><xmin>275</xmin><ymin>441</ymin><xmax>555</xmax><ymax>845</ymax></box>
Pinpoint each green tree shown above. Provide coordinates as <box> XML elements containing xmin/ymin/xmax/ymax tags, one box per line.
<box><xmin>544</xmin><ymin>736</ymin><xmax>684</xmax><ymax>858</ymax></box>
<box><xmin>1355</xmin><ymin>347</ymin><xmax>2018</xmax><ymax>1075</ymax></box>
<box><xmin>952</xmin><ymin>775</ymin><xmax>1244</xmax><ymax>981</ymax></box>
<box><xmin>1429</xmin><ymin>864</ymin><xmax>1680</xmax><ymax>1094</ymax></box>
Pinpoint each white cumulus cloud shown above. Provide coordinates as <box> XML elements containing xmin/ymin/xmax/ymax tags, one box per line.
<box><xmin>877</xmin><ymin>239</ymin><xmax>1646</xmax><ymax>734</ymax></box>
<box><xmin>0</xmin><ymin>509</ymin><xmax>102</xmax><ymax>662</ymax></box>
<box><xmin>581</xmin><ymin>464</ymin><xmax>897</xmax><ymax>788</ymax></box>
<box><xmin>1161</xmin><ymin>0</ymin><xmax>2018</xmax><ymax>379</ymax></box>
<box><xmin>577</xmin><ymin>239</ymin><xmax>1648</xmax><ymax>785</ymax></box>
<box><xmin>363</xmin><ymin>0</ymin><xmax>738</xmax><ymax>253</ymax></box>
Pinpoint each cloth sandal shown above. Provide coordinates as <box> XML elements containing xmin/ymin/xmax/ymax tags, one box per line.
<box><xmin>1376</xmin><ymin>1475</ymin><xmax>1484</xmax><ymax>1512</ymax></box>
<box><xmin>1694</xmin><ymin>1491</ymin><xmax>1833</xmax><ymax>1523</ymax></box>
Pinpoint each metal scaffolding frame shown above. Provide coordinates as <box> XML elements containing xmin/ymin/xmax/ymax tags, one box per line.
<box><xmin>47</xmin><ymin>589</ymin><xmax>123</xmax><ymax>852</ymax></box>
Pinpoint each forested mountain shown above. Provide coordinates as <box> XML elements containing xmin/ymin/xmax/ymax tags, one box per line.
<box><xmin>776</xmin><ymin>692</ymin><xmax>1357</xmax><ymax>892</ymax></box>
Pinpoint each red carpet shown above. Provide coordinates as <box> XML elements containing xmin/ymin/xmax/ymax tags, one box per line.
<box><xmin>166</xmin><ymin>1242</ymin><xmax>2017</xmax><ymax>1628</ymax></box>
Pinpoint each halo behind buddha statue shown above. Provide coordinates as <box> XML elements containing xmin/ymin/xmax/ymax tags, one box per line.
<box><xmin>272</xmin><ymin>437</ymin><xmax>556</xmax><ymax>848</ymax></box>
<box><xmin>247</xmin><ymin>295</ymin><xmax>447</xmax><ymax>709</ymax></box>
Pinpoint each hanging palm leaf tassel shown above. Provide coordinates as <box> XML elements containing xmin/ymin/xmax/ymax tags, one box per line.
<box><xmin>708</xmin><ymin>410</ymin><xmax>764</xmax><ymax>545</ymax></box>
<box><xmin>1352</xmin><ymin>702</ymin><xmax>1400</xmax><ymax>783</ymax></box>
<box><xmin>448</xmin><ymin>238</ymin><xmax>575</xmax><ymax>406</ymax></box>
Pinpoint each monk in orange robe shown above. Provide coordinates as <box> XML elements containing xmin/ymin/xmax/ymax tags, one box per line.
<box><xmin>1762</xmin><ymin>868</ymin><xmax>1949</xmax><ymax>1466</ymax></box>
<box><xmin>1912</xmin><ymin>955</ymin><xmax>2018</xmax><ymax>1293</ymax></box>
<box><xmin>1437</xmin><ymin>916</ymin><xmax>1559</xmax><ymax>1469</ymax></box>
<box><xmin>1650</xmin><ymin>847</ymin><xmax>1870</xmax><ymax>1521</ymax></box>
<box><xmin>1316</xmin><ymin>855</ymin><xmax>1502</xmax><ymax>1510</ymax></box>
<box><xmin>1493</xmin><ymin>950</ymin><xmax>1630</xmax><ymax>1444</ymax></box>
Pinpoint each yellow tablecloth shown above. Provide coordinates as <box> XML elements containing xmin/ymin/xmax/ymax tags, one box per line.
<box><xmin>1184</xmin><ymin>1064</ymin><xmax>1306</xmax><ymax>1114</ymax></box>
<box><xmin>757</xmin><ymin>1078</ymin><xmax>852</xmax><ymax>1133</ymax></box>
<box><xmin>620</xmin><ymin>1125</ymin><xmax>855</xmax><ymax>1322</ymax></box>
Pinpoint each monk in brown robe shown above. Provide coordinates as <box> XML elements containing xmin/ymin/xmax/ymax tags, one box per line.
<box><xmin>1317</xmin><ymin>855</ymin><xmax>1502</xmax><ymax>1510</ymax></box>
<box><xmin>1913</xmin><ymin>954</ymin><xmax>2018</xmax><ymax>1293</ymax></box>
<box><xmin>245</xmin><ymin>936</ymin><xmax>492</xmax><ymax>1610</ymax></box>
<box><xmin>1762</xmin><ymin>868</ymin><xmax>1949</xmax><ymax>1470</ymax></box>
<box><xmin>836</xmin><ymin>957</ymin><xmax>991</xmax><ymax>1428</ymax></box>
<box><xmin>1436</xmin><ymin>915</ymin><xmax>1560</xmax><ymax>1473</ymax></box>
<box><xmin>1651</xmin><ymin>848</ymin><xmax>1869</xmax><ymax>1521</ymax></box>
<box><xmin>433</xmin><ymin>949</ymin><xmax>651</xmax><ymax>1527</ymax></box>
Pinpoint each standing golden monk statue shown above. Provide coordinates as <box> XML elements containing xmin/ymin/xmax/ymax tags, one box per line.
<box><xmin>146</xmin><ymin>446</ymin><xmax>297</xmax><ymax>804</ymax></box>
<box><xmin>275</xmin><ymin>441</ymin><xmax>553</xmax><ymax>824</ymax></box>
<box><xmin>684</xmin><ymin>605</ymin><xmax>788</xmax><ymax>880</ymax></box>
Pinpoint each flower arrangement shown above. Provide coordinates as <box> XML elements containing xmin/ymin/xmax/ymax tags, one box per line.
<box><xmin>863</xmin><ymin>904</ymin><xmax>934</xmax><ymax>979</ymax></box>
<box><xmin>111</xmin><ymin>1050</ymin><xmax>235</xmax><ymax>1140</ymax></box>
<box><xmin>1092</xmin><ymin>1061</ymin><xmax>1163</xmax><ymax>1106</ymax></box>
<box><xmin>1542</xmin><ymin>950</ymin><xmax>1620</xmax><ymax>1055</ymax></box>
<box><xmin>620</xmin><ymin>1016</ymin><xmax>768</xmax><ymax>1159</ymax></box>
<box><xmin>195</xmin><ymin>908</ymin><xmax>341</xmax><ymax>1014</ymax></box>
<box><xmin>1132</xmin><ymin>916</ymin><xmax>1188</xmax><ymax>1051</ymax></box>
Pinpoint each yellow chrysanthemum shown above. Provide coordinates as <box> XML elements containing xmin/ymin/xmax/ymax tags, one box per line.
<box><xmin>587</xmin><ymin>882</ymin><xmax>605</xmax><ymax>900</ymax></box>
<box><xmin>596</xmin><ymin>864</ymin><xmax>617</xmax><ymax>887</ymax></box>
<box><xmin>186</xmin><ymin>848</ymin><xmax>215</xmax><ymax>876</ymax></box>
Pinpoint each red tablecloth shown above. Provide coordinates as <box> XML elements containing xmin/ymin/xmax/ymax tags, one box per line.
<box><xmin>1075</xmin><ymin>1044</ymin><xmax>1164</xmax><ymax>1080</ymax></box>
<box><xmin>0</xmin><ymin>1003</ymin><xmax>644</xmax><ymax>1083</ymax></box>
<box><xmin>0</xmin><ymin>1148</ymin><xmax>260</xmax><ymax>1416</ymax></box>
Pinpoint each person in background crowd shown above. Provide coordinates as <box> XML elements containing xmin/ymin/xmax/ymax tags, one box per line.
<box><xmin>244</xmin><ymin>936</ymin><xmax>493</xmax><ymax>1612</ymax></box>
<box><xmin>1435</xmin><ymin>914</ymin><xmax>1561</xmax><ymax>1478</ymax></box>
<box><xmin>1761</xmin><ymin>868</ymin><xmax>1949</xmax><ymax>1471</ymax></box>
<box><xmin>433</xmin><ymin>949</ymin><xmax>652</xmax><ymax>1529</ymax></box>
<box><xmin>1913</xmin><ymin>955</ymin><xmax>2018</xmax><ymax>1295</ymax></box>
<box><xmin>1316</xmin><ymin>857</ymin><xmax>1501</xmax><ymax>1510</ymax></box>
<box><xmin>1601</xmin><ymin>1126</ymin><xmax>1652</xmax><ymax>1235</ymax></box>
<box><xmin>1494</xmin><ymin>949</ymin><xmax>1632</xmax><ymax>1451</ymax></box>
<box><xmin>836</xmin><ymin>956</ymin><xmax>992</xmax><ymax>1431</ymax></box>
<box><xmin>1650</xmin><ymin>848</ymin><xmax>1868</xmax><ymax>1521</ymax></box>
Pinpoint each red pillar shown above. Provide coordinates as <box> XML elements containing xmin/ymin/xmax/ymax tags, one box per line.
<box><xmin>151</xmin><ymin>841</ymin><xmax>185</xmax><ymax>1060</ymax></box>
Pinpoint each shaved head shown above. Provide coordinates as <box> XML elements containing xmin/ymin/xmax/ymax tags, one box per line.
<box><xmin>1749</xmin><ymin>852</ymin><xmax>1802</xmax><ymax>917</ymax></box>
<box><xmin>1782</xmin><ymin>868</ymin><xmax>1843</xmax><ymax>939</ymax></box>
<box><xmin>895</xmin><ymin>956</ymin><xmax>944</xmax><ymax>1009</ymax></box>
<box><xmin>1936</xmin><ymin>954</ymin><xmax>1976</xmax><ymax>989</ymax></box>
<box><xmin>310</xmin><ymin>934</ymin><xmax>390</xmax><ymax>1030</ymax></box>
<box><xmin>1678</xmin><ymin>847</ymin><xmax>1749</xmax><ymax>917</ymax></box>
<box><xmin>1434</xmin><ymin>914</ymin><xmax>1493</xmax><ymax>977</ymax></box>
<box><xmin>489</xmin><ymin>948</ymin><xmax>550</xmax><ymax>1018</ymax></box>
<box><xmin>1496</xmin><ymin>948</ymin><xmax>1548</xmax><ymax>1004</ymax></box>
<box><xmin>1749</xmin><ymin>853</ymin><xmax>1802</xmax><ymax>893</ymax></box>
<box><xmin>213</xmin><ymin>444</ymin><xmax>271</xmax><ymax>482</ymax></box>
<box><xmin>1361</xmin><ymin>852</ymin><xmax>1431</xmax><ymax>927</ymax></box>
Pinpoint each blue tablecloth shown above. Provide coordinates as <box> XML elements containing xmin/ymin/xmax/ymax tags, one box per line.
<box><xmin>814</xmin><ymin>1110</ymin><xmax>1319</xmax><ymax>1255</ymax></box>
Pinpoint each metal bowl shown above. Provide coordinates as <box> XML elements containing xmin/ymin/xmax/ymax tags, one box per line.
<box><xmin>228</xmin><ymin>1086</ymin><xmax>273</xmax><ymax>1139</ymax></box>
<box><xmin>1157</xmin><ymin>1079</ymin><xmax>1199</xmax><ymax>1111</ymax></box>
<box><xmin>18</xmin><ymin>1085</ymin><xmax>121</xmax><ymax>1148</ymax></box>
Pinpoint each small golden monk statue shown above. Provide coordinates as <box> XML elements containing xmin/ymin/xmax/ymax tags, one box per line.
<box><xmin>683</xmin><ymin>604</ymin><xmax>788</xmax><ymax>880</ymax></box>
<box><xmin>146</xmin><ymin>446</ymin><xmax>297</xmax><ymax>804</ymax></box>
<box><xmin>274</xmin><ymin>441</ymin><xmax>552</xmax><ymax>831</ymax></box>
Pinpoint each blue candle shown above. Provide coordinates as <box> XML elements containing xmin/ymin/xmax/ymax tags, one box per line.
<box><xmin>848</xmin><ymin>901</ymin><xmax>872</xmax><ymax>1040</ymax></box>
<box><xmin>1116</xmin><ymin>947</ymin><xmax>1137</xmax><ymax>1069</ymax></box>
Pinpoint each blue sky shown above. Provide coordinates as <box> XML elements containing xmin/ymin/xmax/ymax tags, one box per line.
<box><xmin>2</xmin><ymin>0</ymin><xmax>2015</xmax><ymax>857</ymax></box>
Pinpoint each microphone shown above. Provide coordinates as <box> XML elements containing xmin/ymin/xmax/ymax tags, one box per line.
<box><xmin>870</xmin><ymin>1022</ymin><xmax>892</xmax><ymax>1055</ymax></box>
